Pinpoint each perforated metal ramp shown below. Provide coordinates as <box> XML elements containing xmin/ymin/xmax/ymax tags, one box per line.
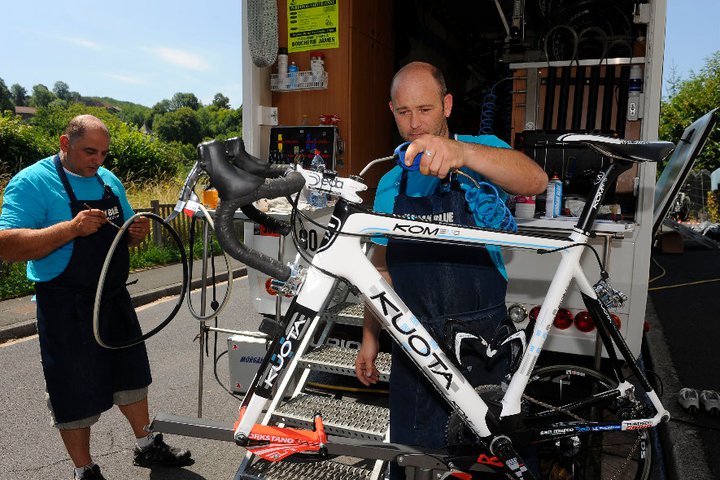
<box><xmin>272</xmin><ymin>394</ymin><xmax>389</xmax><ymax>440</ymax></box>
<box><xmin>246</xmin><ymin>458</ymin><xmax>373</xmax><ymax>479</ymax></box>
<box><xmin>237</xmin><ymin>296</ymin><xmax>390</xmax><ymax>480</ymax></box>
<box><xmin>321</xmin><ymin>301</ymin><xmax>365</xmax><ymax>326</ymax></box>
<box><xmin>299</xmin><ymin>345</ymin><xmax>392</xmax><ymax>382</ymax></box>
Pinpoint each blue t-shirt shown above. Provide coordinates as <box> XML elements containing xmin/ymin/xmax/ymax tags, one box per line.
<box><xmin>373</xmin><ymin>134</ymin><xmax>511</xmax><ymax>278</ymax></box>
<box><xmin>0</xmin><ymin>156</ymin><xmax>135</xmax><ymax>282</ymax></box>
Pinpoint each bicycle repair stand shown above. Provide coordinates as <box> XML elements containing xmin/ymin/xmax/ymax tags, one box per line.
<box><xmin>193</xmin><ymin>209</ymin><xmax>269</xmax><ymax>419</ymax></box>
<box><xmin>151</xmin><ymin>411</ymin><xmax>472</xmax><ymax>479</ymax></box>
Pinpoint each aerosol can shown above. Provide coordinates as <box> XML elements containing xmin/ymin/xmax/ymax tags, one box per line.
<box><xmin>544</xmin><ymin>173</ymin><xmax>563</xmax><ymax>218</ymax></box>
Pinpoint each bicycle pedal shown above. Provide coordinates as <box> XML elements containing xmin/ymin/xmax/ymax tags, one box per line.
<box><xmin>677</xmin><ymin>387</ymin><xmax>700</xmax><ymax>413</ymax></box>
<box><xmin>699</xmin><ymin>390</ymin><xmax>720</xmax><ymax>416</ymax></box>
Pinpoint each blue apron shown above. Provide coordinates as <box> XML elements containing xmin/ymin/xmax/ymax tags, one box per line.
<box><xmin>35</xmin><ymin>156</ymin><xmax>151</xmax><ymax>424</ymax></box>
<box><xmin>386</xmin><ymin>172</ymin><xmax>509</xmax><ymax>461</ymax></box>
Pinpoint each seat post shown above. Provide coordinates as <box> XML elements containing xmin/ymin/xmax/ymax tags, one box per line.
<box><xmin>574</xmin><ymin>160</ymin><xmax>633</xmax><ymax>235</ymax></box>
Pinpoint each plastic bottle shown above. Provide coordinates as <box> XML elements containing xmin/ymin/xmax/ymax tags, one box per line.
<box><xmin>309</xmin><ymin>149</ymin><xmax>328</xmax><ymax>208</ymax></box>
<box><xmin>544</xmin><ymin>173</ymin><xmax>563</xmax><ymax>218</ymax></box>
<box><xmin>277</xmin><ymin>47</ymin><xmax>288</xmax><ymax>89</ymax></box>
<box><xmin>310</xmin><ymin>51</ymin><xmax>325</xmax><ymax>82</ymax></box>
<box><xmin>288</xmin><ymin>61</ymin><xmax>298</xmax><ymax>89</ymax></box>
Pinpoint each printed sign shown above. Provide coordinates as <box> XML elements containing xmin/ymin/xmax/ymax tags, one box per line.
<box><xmin>287</xmin><ymin>0</ymin><xmax>339</xmax><ymax>53</ymax></box>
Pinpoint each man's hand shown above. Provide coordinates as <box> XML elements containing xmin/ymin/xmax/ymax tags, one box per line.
<box><xmin>72</xmin><ymin>209</ymin><xmax>108</xmax><ymax>237</ymax></box>
<box><xmin>127</xmin><ymin>216</ymin><xmax>150</xmax><ymax>247</ymax></box>
<box><xmin>355</xmin><ymin>338</ymin><xmax>381</xmax><ymax>386</ymax></box>
<box><xmin>403</xmin><ymin>134</ymin><xmax>463</xmax><ymax>179</ymax></box>
<box><xmin>404</xmin><ymin>134</ymin><xmax>548</xmax><ymax>195</ymax></box>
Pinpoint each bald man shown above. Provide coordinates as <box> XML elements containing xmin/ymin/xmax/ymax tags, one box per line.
<box><xmin>0</xmin><ymin>115</ymin><xmax>192</xmax><ymax>480</ymax></box>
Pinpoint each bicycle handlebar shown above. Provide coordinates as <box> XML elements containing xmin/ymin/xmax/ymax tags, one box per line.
<box><xmin>197</xmin><ymin>138</ymin><xmax>306</xmax><ymax>281</ymax></box>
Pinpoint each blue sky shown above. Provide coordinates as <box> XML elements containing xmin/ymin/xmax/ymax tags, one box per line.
<box><xmin>664</xmin><ymin>0</ymin><xmax>720</xmax><ymax>92</ymax></box>
<box><xmin>1</xmin><ymin>0</ymin><xmax>718</xmax><ymax>108</ymax></box>
<box><xmin>1</xmin><ymin>0</ymin><xmax>243</xmax><ymax>108</ymax></box>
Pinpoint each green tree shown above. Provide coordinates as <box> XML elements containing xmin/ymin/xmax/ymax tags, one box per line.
<box><xmin>117</xmin><ymin>104</ymin><xmax>150</xmax><ymax>128</ymax></box>
<box><xmin>170</xmin><ymin>92</ymin><xmax>200</xmax><ymax>111</ymax></box>
<box><xmin>53</xmin><ymin>81</ymin><xmax>71</xmax><ymax>101</ymax></box>
<box><xmin>659</xmin><ymin>51</ymin><xmax>720</xmax><ymax>173</ymax></box>
<box><xmin>145</xmin><ymin>99</ymin><xmax>172</xmax><ymax>129</ymax></box>
<box><xmin>0</xmin><ymin>78</ymin><xmax>14</xmax><ymax>113</ymax></box>
<box><xmin>0</xmin><ymin>112</ymin><xmax>56</xmax><ymax>175</ymax></box>
<box><xmin>197</xmin><ymin>105</ymin><xmax>242</xmax><ymax>139</ymax></box>
<box><xmin>153</xmin><ymin>107</ymin><xmax>204</xmax><ymax>145</ymax></box>
<box><xmin>29</xmin><ymin>84</ymin><xmax>56</xmax><ymax>108</ymax></box>
<box><xmin>11</xmin><ymin>84</ymin><xmax>28</xmax><ymax>106</ymax></box>
<box><xmin>105</xmin><ymin>122</ymin><xmax>184</xmax><ymax>180</ymax></box>
<box><xmin>212</xmin><ymin>93</ymin><xmax>231</xmax><ymax>109</ymax></box>
<box><xmin>31</xmin><ymin>103</ymin><xmax>123</xmax><ymax>140</ymax></box>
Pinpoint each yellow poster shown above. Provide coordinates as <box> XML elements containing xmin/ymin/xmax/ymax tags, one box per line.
<box><xmin>287</xmin><ymin>0</ymin><xmax>339</xmax><ymax>53</ymax></box>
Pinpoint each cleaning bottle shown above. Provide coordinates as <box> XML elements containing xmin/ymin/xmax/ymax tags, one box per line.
<box><xmin>544</xmin><ymin>173</ymin><xmax>563</xmax><ymax>218</ymax></box>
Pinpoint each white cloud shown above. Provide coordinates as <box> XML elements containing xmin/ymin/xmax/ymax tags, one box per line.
<box><xmin>145</xmin><ymin>46</ymin><xmax>210</xmax><ymax>70</ymax></box>
<box><xmin>57</xmin><ymin>36</ymin><xmax>102</xmax><ymax>50</ymax></box>
<box><xmin>103</xmin><ymin>73</ymin><xmax>147</xmax><ymax>85</ymax></box>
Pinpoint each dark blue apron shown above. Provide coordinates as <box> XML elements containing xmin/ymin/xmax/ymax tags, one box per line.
<box><xmin>386</xmin><ymin>171</ymin><xmax>509</xmax><ymax>461</ymax></box>
<box><xmin>35</xmin><ymin>156</ymin><xmax>151</xmax><ymax>424</ymax></box>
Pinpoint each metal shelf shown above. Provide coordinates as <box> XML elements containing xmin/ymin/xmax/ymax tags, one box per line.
<box><xmin>509</xmin><ymin>57</ymin><xmax>646</xmax><ymax>70</ymax></box>
<box><xmin>271</xmin><ymin>71</ymin><xmax>328</xmax><ymax>91</ymax></box>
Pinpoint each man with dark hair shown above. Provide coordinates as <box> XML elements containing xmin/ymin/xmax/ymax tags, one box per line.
<box><xmin>355</xmin><ymin>62</ymin><xmax>547</xmax><ymax>478</ymax></box>
<box><xmin>0</xmin><ymin>115</ymin><xmax>192</xmax><ymax>480</ymax></box>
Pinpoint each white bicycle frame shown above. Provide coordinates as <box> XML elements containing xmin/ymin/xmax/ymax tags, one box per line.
<box><xmin>233</xmin><ymin>164</ymin><xmax>669</xmax><ymax>445</ymax></box>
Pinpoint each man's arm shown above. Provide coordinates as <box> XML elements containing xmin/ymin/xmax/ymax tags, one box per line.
<box><xmin>355</xmin><ymin>244</ymin><xmax>390</xmax><ymax>386</ymax></box>
<box><xmin>0</xmin><ymin>209</ymin><xmax>108</xmax><ymax>262</ymax></box>
<box><xmin>403</xmin><ymin>134</ymin><xmax>548</xmax><ymax>195</ymax></box>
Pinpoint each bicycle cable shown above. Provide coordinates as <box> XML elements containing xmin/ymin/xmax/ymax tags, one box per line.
<box><xmin>537</xmin><ymin>242</ymin><xmax>607</xmax><ymax>277</ymax></box>
<box><xmin>287</xmin><ymin>192</ymin><xmax>349</xmax><ymax>286</ymax></box>
<box><xmin>185</xmin><ymin>202</ymin><xmax>235</xmax><ymax>321</ymax></box>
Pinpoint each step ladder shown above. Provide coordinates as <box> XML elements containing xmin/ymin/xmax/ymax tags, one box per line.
<box><xmin>239</xmin><ymin>297</ymin><xmax>393</xmax><ymax>480</ymax></box>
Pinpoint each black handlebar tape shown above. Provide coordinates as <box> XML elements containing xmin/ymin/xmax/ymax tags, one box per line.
<box><xmin>215</xmin><ymin>198</ymin><xmax>291</xmax><ymax>280</ymax></box>
<box><xmin>266</xmin><ymin>164</ymin><xmax>290</xmax><ymax>178</ymax></box>
<box><xmin>255</xmin><ymin>171</ymin><xmax>306</xmax><ymax>201</ymax></box>
<box><xmin>213</xmin><ymin>172</ymin><xmax>306</xmax><ymax>281</ymax></box>
<box><xmin>240</xmin><ymin>204</ymin><xmax>292</xmax><ymax>236</ymax></box>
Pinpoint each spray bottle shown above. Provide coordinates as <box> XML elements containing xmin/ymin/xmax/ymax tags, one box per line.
<box><xmin>544</xmin><ymin>173</ymin><xmax>563</xmax><ymax>218</ymax></box>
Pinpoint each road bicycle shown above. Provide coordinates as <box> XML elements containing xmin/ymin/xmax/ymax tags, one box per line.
<box><xmin>156</xmin><ymin>123</ymin><xmax>707</xmax><ymax>479</ymax></box>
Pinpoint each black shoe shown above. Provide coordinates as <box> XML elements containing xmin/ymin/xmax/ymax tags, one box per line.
<box><xmin>76</xmin><ymin>464</ymin><xmax>106</xmax><ymax>480</ymax></box>
<box><xmin>133</xmin><ymin>433</ymin><xmax>194</xmax><ymax>468</ymax></box>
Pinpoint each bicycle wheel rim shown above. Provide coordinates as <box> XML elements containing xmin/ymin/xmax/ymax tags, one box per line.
<box><xmin>526</xmin><ymin>364</ymin><xmax>652</xmax><ymax>480</ymax></box>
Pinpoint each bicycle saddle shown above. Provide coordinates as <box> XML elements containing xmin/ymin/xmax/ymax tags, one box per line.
<box><xmin>557</xmin><ymin>133</ymin><xmax>675</xmax><ymax>163</ymax></box>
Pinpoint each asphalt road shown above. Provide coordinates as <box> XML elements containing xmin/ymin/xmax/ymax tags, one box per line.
<box><xmin>0</xmin><ymin>277</ymin><xmax>259</xmax><ymax>480</ymax></box>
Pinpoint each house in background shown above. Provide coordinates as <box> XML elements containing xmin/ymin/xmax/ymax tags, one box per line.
<box><xmin>14</xmin><ymin>106</ymin><xmax>36</xmax><ymax>120</ymax></box>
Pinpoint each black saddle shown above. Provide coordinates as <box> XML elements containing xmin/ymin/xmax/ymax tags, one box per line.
<box><xmin>557</xmin><ymin>133</ymin><xmax>675</xmax><ymax>163</ymax></box>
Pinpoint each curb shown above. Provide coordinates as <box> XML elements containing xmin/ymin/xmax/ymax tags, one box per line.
<box><xmin>0</xmin><ymin>267</ymin><xmax>247</xmax><ymax>344</ymax></box>
<box><xmin>644</xmin><ymin>297</ymin><xmax>713</xmax><ymax>480</ymax></box>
